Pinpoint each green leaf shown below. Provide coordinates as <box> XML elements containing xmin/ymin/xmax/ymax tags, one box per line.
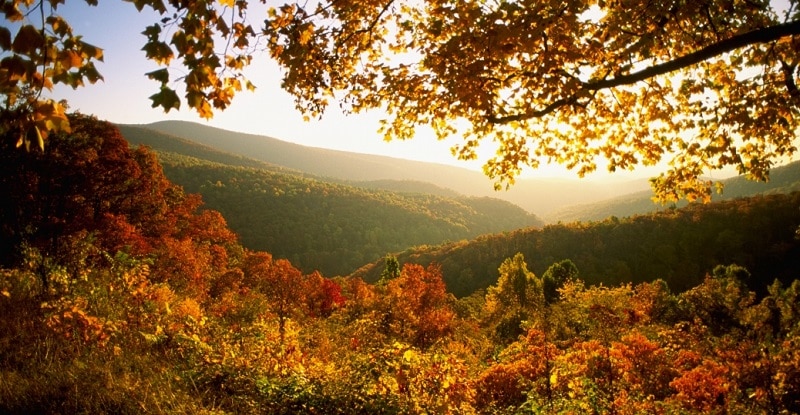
<box><xmin>146</xmin><ymin>68</ymin><xmax>170</xmax><ymax>84</ymax></box>
<box><xmin>149</xmin><ymin>87</ymin><xmax>181</xmax><ymax>112</ymax></box>
<box><xmin>80</xmin><ymin>62</ymin><xmax>103</xmax><ymax>84</ymax></box>
<box><xmin>12</xmin><ymin>25</ymin><xmax>44</xmax><ymax>54</ymax></box>
<box><xmin>46</xmin><ymin>16</ymin><xmax>72</xmax><ymax>37</ymax></box>
<box><xmin>0</xmin><ymin>26</ymin><xmax>11</xmax><ymax>50</ymax></box>
<box><xmin>78</xmin><ymin>41</ymin><xmax>104</xmax><ymax>60</ymax></box>
<box><xmin>141</xmin><ymin>24</ymin><xmax>161</xmax><ymax>40</ymax></box>
<box><xmin>128</xmin><ymin>0</ymin><xmax>167</xmax><ymax>13</ymax></box>
<box><xmin>186</xmin><ymin>90</ymin><xmax>203</xmax><ymax>109</ymax></box>
<box><xmin>142</xmin><ymin>40</ymin><xmax>173</xmax><ymax>65</ymax></box>
<box><xmin>130</xmin><ymin>0</ymin><xmax>147</xmax><ymax>12</ymax></box>
<box><xmin>1</xmin><ymin>55</ymin><xmax>31</xmax><ymax>82</ymax></box>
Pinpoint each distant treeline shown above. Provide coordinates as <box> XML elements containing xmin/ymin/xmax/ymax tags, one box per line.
<box><xmin>156</xmin><ymin>152</ymin><xmax>543</xmax><ymax>276</ymax></box>
<box><xmin>355</xmin><ymin>193</ymin><xmax>800</xmax><ymax>297</ymax></box>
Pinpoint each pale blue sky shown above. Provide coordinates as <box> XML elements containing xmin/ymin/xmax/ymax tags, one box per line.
<box><xmin>50</xmin><ymin>1</ymin><xmax>505</xmax><ymax>172</ymax></box>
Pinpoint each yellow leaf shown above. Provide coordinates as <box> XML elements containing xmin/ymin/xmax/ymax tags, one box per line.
<box><xmin>218</xmin><ymin>0</ymin><xmax>234</xmax><ymax>7</ymax></box>
<box><xmin>60</xmin><ymin>50</ymin><xmax>82</xmax><ymax>69</ymax></box>
<box><xmin>298</xmin><ymin>25</ymin><xmax>314</xmax><ymax>45</ymax></box>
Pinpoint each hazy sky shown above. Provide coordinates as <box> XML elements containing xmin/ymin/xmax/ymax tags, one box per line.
<box><xmin>49</xmin><ymin>1</ymin><xmax>532</xmax><ymax>175</ymax></box>
<box><xmin>47</xmin><ymin>1</ymin><xmax>754</xmax><ymax>182</ymax></box>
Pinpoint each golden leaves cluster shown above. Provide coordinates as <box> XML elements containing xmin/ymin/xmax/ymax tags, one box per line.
<box><xmin>2</xmin><ymin>0</ymin><xmax>798</xmax><ymax>200</ymax></box>
<box><xmin>136</xmin><ymin>0</ymin><xmax>257</xmax><ymax>118</ymax></box>
<box><xmin>1</xmin><ymin>0</ymin><xmax>104</xmax><ymax>150</ymax></box>
<box><xmin>265</xmin><ymin>0</ymin><xmax>800</xmax><ymax>201</ymax></box>
<box><xmin>1</xmin><ymin>0</ymin><xmax>258</xmax><ymax>151</ymax></box>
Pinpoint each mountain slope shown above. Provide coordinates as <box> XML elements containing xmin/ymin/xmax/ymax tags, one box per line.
<box><xmin>548</xmin><ymin>161</ymin><xmax>800</xmax><ymax>223</ymax></box>
<box><xmin>159</xmin><ymin>153</ymin><xmax>542</xmax><ymax>275</ymax></box>
<box><xmin>118</xmin><ymin>124</ymin><xmax>293</xmax><ymax>173</ymax></box>
<box><xmin>119</xmin><ymin>125</ymin><xmax>543</xmax><ymax>275</ymax></box>
<box><xmin>129</xmin><ymin>120</ymin><xmax>651</xmax><ymax>215</ymax></box>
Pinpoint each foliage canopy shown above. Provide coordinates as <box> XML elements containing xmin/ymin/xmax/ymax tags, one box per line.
<box><xmin>2</xmin><ymin>0</ymin><xmax>799</xmax><ymax>199</ymax></box>
<box><xmin>2</xmin><ymin>116</ymin><xmax>800</xmax><ymax>414</ymax></box>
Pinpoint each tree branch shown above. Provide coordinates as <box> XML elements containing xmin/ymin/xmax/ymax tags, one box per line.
<box><xmin>589</xmin><ymin>19</ymin><xmax>800</xmax><ymax>90</ymax></box>
<box><xmin>487</xmin><ymin>19</ymin><xmax>800</xmax><ymax>124</ymax></box>
<box><xmin>781</xmin><ymin>60</ymin><xmax>799</xmax><ymax>99</ymax></box>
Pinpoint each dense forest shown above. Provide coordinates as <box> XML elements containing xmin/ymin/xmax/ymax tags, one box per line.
<box><xmin>2</xmin><ymin>117</ymin><xmax>800</xmax><ymax>414</ymax></box>
<box><xmin>355</xmin><ymin>194</ymin><xmax>800</xmax><ymax>297</ymax></box>
<box><xmin>120</xmin><ymin>124</ymin><xmax>543</xmax><ymax>276</ymax></box>
<box><xmin>159</xmin><ymin>153</ymin><xmax>541</xmax><ymax>276</ymax></box>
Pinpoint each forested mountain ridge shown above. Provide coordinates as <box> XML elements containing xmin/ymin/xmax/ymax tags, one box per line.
<box><xmin>340</xmin><ymin>179</ymin><xmax>462</xmax><ymax>198</ymax></box>
<box><xmin>355</xmin><ymin>192</ymin><xmax>800</xmax><ymax>297</ymax></box>
<box><xmin>126</xmin><ymin>120</ymin><xmax>652</xmax><ymax>215</ymax></box>
<box><xmin>117</xmin><ymin>124</ymin><xmax>295</xmax><ymax>173</ymax></box>
<box><xmin>151</xmin><ymin>151</ymin><xmax>543</xmax><ymax>276</ymax></box>
<box><xmin>119</xmin><ymin>124</ymin><xmax>463</xmax><ymax>198</ymax></box>
<box><xmin>548</xmin><ymin>160</ymin><xmax>800</xmax><ymax>223</ymax></box>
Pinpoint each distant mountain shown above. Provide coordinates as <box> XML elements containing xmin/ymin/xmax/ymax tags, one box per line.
<box><xmin>548</xmin><ymin>160</ymin><xmax>800</xmax><ymax>223</ymax></box>
<box><xmin>118</xmin><ymin>124</ymin><xmax>293</xmax><ymax>173</ymax></box>
<box><xmin>130</xmin><ymin>121</ymin><xmax>651</xmax><ymax>215</ymax></box>
<box><xmin>119</xmin><ymin>125</ymin><xmax>543</xmax><ymax>276</ymax></box>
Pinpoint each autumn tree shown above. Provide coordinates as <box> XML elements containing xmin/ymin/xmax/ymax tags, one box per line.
<box><xmin>377</xmin><ymin>255</ymin><xmax>401</xmax><ymax>286</ymax></box>
<box><xmin>542</xmin><ymin>259</ymin><xmax>578</xmax><ymax>304</ymax></box>
<box><xmin>266</xmin><ymin>0</ymin><xmax>800</xmax><ymax>201</ymax></box>
<box><xmin>303</xmin><ymin>271</ymin><xmax>345</xmax><ymax>318</ymax></box>
<box><xmin>0</xmin><ymin>114</ymin><xmax>241</xmax><ymax>299</ymax></box>
<box><xmin>680</xmin><ymin>265</ymin><xmax>756</xmax><ymax>335</ymax></box>
<box><xmin>0</xmin><ymin>114</ymin><xmax>140</xmax><ymax>267</ymax></box>
<box><xmin>3</xmin><ymin>0</ymin><xmax>798</xmax><ymax>200</ymax></box>
<box><xmin>485</xmin><ymin>253</ymin><xmax>543</xmax><ymax>343</ymax></box>
<box><xmin>242</xmin><ymin>251</ymin><xmax>307</xmax><ymax>344</ymax></box>
<box><xmin>382</xmin><ymin>263</ymin><xmax>455</xmax><ymax>348</ymax></box>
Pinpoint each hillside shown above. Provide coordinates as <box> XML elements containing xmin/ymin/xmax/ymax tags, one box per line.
<box><xmin>5</xmin><ymin>117</ymin><xmax>800</xmax><ymax>415</ymax></box>
<box><xmin>117</xmin><ymin>124</ymin><xmax>293</xmax><ymax>173</ymax></box>
<box><xmin>127</xmin><ymin>121</ymin><xmax>651</xmax><ymax>215</ymax></box>
<box><xmin>548</xmin><ymin>160</ymin><xmax>800</xmax><ymax>223</ymax></box>
<box><xmin>141</xmin><ymin>149</ymin><xmax>543</xmax><ymax>275</ymax></box>
<box><xmin>354</xmin><ymin>193</ymin><xmax>800</xmax><ymax>297</ymax></box>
